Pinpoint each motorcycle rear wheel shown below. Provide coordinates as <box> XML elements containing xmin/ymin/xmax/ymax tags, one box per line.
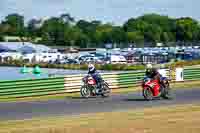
<box><xmin>161</xmin><ymin>82</ymin><xmax>171</xmax><ymax>99</ymax></box>
<box><xmin>101</xmin><ymin>82</ymin><xmax>111</xmax><ymax>97</ymax></box>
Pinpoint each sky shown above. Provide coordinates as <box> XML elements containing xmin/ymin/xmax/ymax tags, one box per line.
<box><xmin>0</xmin><ymin>0</ymin><xmax>199</xmax><ymax>25</ymax></box>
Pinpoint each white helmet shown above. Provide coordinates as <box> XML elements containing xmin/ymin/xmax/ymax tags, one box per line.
<box><xmin>146</xmin><ymin>63</ymin><xmax>153</xmax><ymax>69</ymax></box>
<box><xmin>88</xmin><ymin>64</ymin><xmax>95</xmax><ymax>72</ymax></box>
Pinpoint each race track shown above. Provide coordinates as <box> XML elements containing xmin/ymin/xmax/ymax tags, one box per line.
<box><xmin>0</xmin><ymin>88</ymin><xmax>200</xmax><ymax>121</ymax></box>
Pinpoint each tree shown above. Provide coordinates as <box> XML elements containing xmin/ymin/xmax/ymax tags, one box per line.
<box><xmin>27</xmin><ymin>19</ymin><xmax>42</xmax><ymax>40</ymax></box>
<box><xmin>0</xmin><ymin>29</ymin><xmax>3</xmax><ymax>41</ymax></box>
<box><xmin>111</xmin><ymin>26</ymin><xmax>127</xmax><ymax>47</ymax></box>
<box><xmin>62</xmin><ymin>26</ymin><xmax>90</xmax><ymax>48</ymax></box>
<box><xmin>1</xmin><ymin>13</ymin><xmax>25</xmax><ymax>36</ymax></box>
<box><xmin>176</xmin><ymin>17</ymin><xmax>200</xmax><ymax>42</ymax></box>
<box><xmin>123</xmin><ymin>14</ymin><xmax>177</xmax><ymax>44</ymax></box>
<box><xmin>1</xmin><ymin>12</ymin><xmax>200</xmax><ymax>47</ymax></box>
<box><xmin>60</xmin><ymin>13</ymin><xmax>75</xmax><ymax>25</ymax></box>
<box><xmin>161</xmin><ymin>32</ymin><xmax>170</xmax><ymax>43</ymax></box>
<box><xmin>76</xmin><ymin>20</ymin><xmax>91</xmax><ymax>33</ymax></box>
<box><xmin>123</xmin><ymin>18</ymin><xmax>136</xmax><ymax>32</ymax></box>
<box><xmin>74</xmin><ymin>33</ymin><xmax>90</xmax><ymax>48</ymax></box>
<box><xmin>41</xmin><ymin>17</ymin><xmax>66</xmax><ymax>45</ymax></box>
<box><xmin>76</xmin><ymin>20</ymin><xmax>104</xmax><ymax>47</ymax></box>
<box><xmin>95</xmin><ymin>23</ymin><xmax>113</xmax><ymax>45</ymax></box>
<box><xmin>127</xmin><ymin>31</ymin><xmax>144</xmax><ymax>43</ymax></box>
<box><xmin>123</xmin><ymin>19</ymin><xmax>149</xmax><ymax>33</ymax></box>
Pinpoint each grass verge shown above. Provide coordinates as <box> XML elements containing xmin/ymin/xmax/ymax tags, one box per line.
<box><xmin>0</xmin><ymin>104</ymin><xmax>200</xmax><ymax>133</ymax></box>
<box><xmin>0</xmin><ymin>80</ymin><xmax>200</xmax><ymax>103</ymax></box>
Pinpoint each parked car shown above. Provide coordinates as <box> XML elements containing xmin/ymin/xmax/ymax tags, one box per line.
<box><xmin>65</xmin><ymin>59</ymin><xmax>80</xmax><ymax>64</ymax></box>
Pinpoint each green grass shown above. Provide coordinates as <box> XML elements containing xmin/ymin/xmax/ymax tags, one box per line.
<box><xmin>0</xmin><ymin>80</ymin><xmax>200</xmax><ymax>103</ymax></box>
<box><xmin>0</xmin><ymin>104</ymin><xmax>200</xmax><ymax>133</ymax></box>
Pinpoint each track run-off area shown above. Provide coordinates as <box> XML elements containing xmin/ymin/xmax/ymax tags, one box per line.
<box><xmin>0</xmin><ymin>88</ymin><xmax>200</xmax><ymax>121</ymax></box>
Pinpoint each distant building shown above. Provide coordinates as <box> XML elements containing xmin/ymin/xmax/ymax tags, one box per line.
<box><xmin>0</xmin><ymin>42</ymin><xmax>51</xmax><ymax>53</ymax></box>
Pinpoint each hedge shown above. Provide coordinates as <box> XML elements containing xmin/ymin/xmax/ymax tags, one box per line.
<box><xmin>1</xmin><ymin>59</ymin><xmax>200</xmax><ymax>71</ymax></box>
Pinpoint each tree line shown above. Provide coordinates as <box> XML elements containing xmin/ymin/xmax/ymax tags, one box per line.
<box><xmin>0</xmin><ymin>13</ymin><xmax>200</xmax><ymax>48</ymax></box>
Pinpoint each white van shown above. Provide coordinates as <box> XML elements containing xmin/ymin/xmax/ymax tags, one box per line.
<box><xmin>110</xmin><ymin>55</ymin><xmax>127</xmax><ymax>64</ymax></box>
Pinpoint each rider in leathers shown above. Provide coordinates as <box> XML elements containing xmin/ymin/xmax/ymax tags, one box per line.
<box><xmin>145</xmin><ymin>64</ymin><xmax>166</xmax><ymax>90</ymax></box>
<box><xmin>88</xmin><ymin>64</ymin><xmax>103</xmax><ymax>92</ymax></box>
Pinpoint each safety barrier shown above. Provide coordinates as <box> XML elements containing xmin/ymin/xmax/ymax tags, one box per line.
<box><xmin>0</xmin><ymin>77</ymin><xmax>65</xmax><ymax>99</ymax></box>
<box><xmin>64</xmin><ymin>71</ymin><xmax>146</xmax><ymax>92</ymax></box>
<box><xmin>0</xmin><ymin>66</ymin><xmax>199</xmax><ymax>99</ymax></box>
<box><xmin>184</xmin><ymin>67</ymin><xmax>200</xmax><ymax>81</ymax></box>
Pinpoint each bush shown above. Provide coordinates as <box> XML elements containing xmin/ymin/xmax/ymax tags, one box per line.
<box><xmin>167</xmin><ymin>59</ymin><xmax>200</xmax><ymax>68</ymax></box>
<box><xmin>1</xmin><ymin>59</ymin><xmax>200</xmax><ymax>71</ymax></box>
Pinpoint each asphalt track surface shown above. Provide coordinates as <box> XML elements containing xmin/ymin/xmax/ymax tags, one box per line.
<box><xmin>0</xmin><ymin>88</ymin><xmax>200</xmax><ymax>121</ymax></box>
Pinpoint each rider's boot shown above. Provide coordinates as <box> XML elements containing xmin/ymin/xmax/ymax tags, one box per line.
<box><xmin>95</xmin><ymin>82</ymin><xmax>101</xmax><ymax>93</ymax></box>
<box><xmin>98</xmin><ymin>85</ymin><xmax>102</xmax><ymax>93</ymax></box>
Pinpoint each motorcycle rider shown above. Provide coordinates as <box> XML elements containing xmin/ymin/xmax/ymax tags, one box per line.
<box><xmin>87</xmin><ymin>64</ymin><xmax>103</xmax><ymax>92</ymax></box>
<box><xmin>145</xmin><ymin>63</ymin><xmax>166</xmax><ymax>91</ymax></box>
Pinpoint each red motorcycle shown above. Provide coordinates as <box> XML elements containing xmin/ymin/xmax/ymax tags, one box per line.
<box><xmin>141</xmin><ymin>76</ymin><xmax>171</xmax><ymax>101</ymax></box>
<box><xmin>80</xmin><ymin>75</ymin><xmax>111</xmax><ymax>98</ymax></box>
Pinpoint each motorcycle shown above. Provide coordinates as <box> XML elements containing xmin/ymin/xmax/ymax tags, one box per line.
<box><xmin>80</xmin><ymin>75</ymin><xmax>111</xmax><ymax>98</ymax></box>
<box><xmin>141</xmin><ymin>76</ymin><xmax>171</xmax><ymax>101</ymax></box>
